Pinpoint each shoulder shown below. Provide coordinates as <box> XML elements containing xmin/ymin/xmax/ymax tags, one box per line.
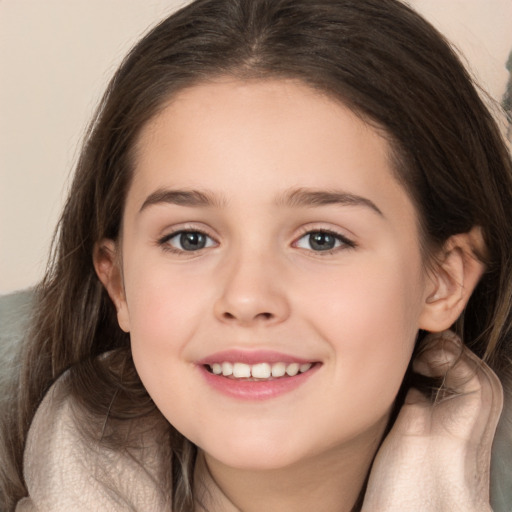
<box><xmin>18</xmin><ymin>373</ymin><xmax>172</xmax><ymax>511</ymax></box>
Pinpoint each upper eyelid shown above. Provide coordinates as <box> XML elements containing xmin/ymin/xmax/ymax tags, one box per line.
<box><xmin>294</xmin><ymin>224</ymin><xmax>356</xmax><ymax>243</ymax></box>
<box><xmin>294</xmin><ymin>230</ymin><xmax>355</xmax><ymax>247</ymax></box>
<box><xmin>158</xmin><ymin>223</ymin><xmax>218</xmax><ymax>240</ymax></box>
<box><xmin>158</xmin><ymin>229</ymin><xmax>218</xmax><ymax>246</ymax></box>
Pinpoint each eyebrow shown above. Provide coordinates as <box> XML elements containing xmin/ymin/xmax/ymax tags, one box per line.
<box><xmin>139</xmin><ymin>186</ymin><xmax>383</xmax><ymax>216</ymax></box>
<box><xmin>277</xmin><ymin>188</ymin><xmax>383</xmax><ymax>216</ymax></box>
<box><xmin>139</xmin><ymin>188</ymin><xmax>227</xmax><ymax>212</ymax></box>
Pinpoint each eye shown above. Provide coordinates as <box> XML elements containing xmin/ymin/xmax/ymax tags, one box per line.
<box><xmin>159</xmin><ymin>230</ymin><xmax>217</xmax><ymax>252</ymax></box>
<box><xmin>294</xmin><ymin>230</ymin><xmax>354</xmax><ymax>252</ymax></box>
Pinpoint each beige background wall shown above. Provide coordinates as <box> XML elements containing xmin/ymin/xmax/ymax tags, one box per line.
<box><xmin>1</xmin><ymin>0</ymin><xmax>511</xmax><ymax>294</ymax></box>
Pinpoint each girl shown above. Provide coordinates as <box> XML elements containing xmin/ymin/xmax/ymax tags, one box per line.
<box><xmin>2</xmin><ymin>0</ymin><xmax>511</xmax><ymax>510</ymax></box>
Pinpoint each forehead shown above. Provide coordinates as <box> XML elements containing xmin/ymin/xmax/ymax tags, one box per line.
<box><xmin>127</xmin><ymin>78</ymin><xmax>410</xmax><ymax>217</ymax></box>
<box><xmin>137</xmin><ymin>78</ymin><xmax>379</xmax><ymax>152</ymax></box>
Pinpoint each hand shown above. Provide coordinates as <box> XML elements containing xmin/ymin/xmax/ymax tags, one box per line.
<box><xmin>361</xmin><ymin>331</ymin><xmax>503</xmax><ymax>512</ymax></box>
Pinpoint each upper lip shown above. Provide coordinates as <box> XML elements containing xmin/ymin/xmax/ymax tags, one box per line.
<box><xmin>197</xmin><ymin>350</ymin><xmax>317</xmax><ymax>366</ymax></box>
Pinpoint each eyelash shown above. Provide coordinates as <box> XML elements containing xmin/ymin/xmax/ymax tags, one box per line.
<box><xmin>293</xmin><ymin>228</ymin><xmax>357</xmax><ymax>255</ymax></box>
<box><xmin>157</xmin><ymin>228</ymin><xmax>217</xmax><ymax>254</ymax></box>
<box><xmin>157</xmin><ymin>228</ymin><xmax>357</xmax><ymax>255</ymax></box>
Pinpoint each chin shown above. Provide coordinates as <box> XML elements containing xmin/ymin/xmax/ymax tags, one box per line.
<box><xmin>196</xmin><ymin>428</ymin><xmax>310</xmax><ymax>471</ymax></box>
<box><xmin>207</xmin><ymin>447</ymin><xmax>305</xmax><ymax>472</ymax></box>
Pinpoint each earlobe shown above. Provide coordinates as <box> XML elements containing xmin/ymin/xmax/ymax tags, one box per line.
<box><xmin>93</xmin><ymin>239</ymin><xmax>131</xmax><ymax>332</ymax></box>
<box><xmin>419</xmin><ymin>227</ymin><xmax>486</xmax><ymax>332</ymax></box>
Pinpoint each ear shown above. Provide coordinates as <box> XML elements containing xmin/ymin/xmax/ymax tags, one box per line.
<box><xmin>93</xmin><ymin>239</ymin><xmax>130</xmax><ymax>332</ymax></box>
<box><xmin>419</xmin><ymin>227</ymin><xmax>486</xmax><ymax>332</ymax></box>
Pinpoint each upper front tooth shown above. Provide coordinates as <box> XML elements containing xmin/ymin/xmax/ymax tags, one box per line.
<box><xmin>286</xmin><ymin>363</ymin><xmax>300</xmax><ymax>376</ymax></box>
<box><xmin>251</xmin><ymin>362</ymin><xmax>271</xmax><ymax>379</ymax></box>
<box><xmin>233</xmin><ymin>362</ymin><xmax>251</xmax><ymax>378</ymax></box>
<box><xmin>222</xmin><ymin>362</ymin><xmax>233</xmax><ymax>376</ymax></box>
<box><xmin>271</xmin><ymin>362</ymin><xmax>286</xmax><ymax>377</ymax></box>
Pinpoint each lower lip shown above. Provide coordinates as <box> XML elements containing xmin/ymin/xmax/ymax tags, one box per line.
<box><xmin>198</xmin><ymin>364</ymin><xmax>319</xmax><ymax>401</ymax></box>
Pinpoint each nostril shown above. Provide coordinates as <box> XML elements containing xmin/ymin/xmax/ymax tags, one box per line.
<box><xmin>221</xmin><ymin>311</ymin><xmax>274</xmax><ymax>321</ymax></box>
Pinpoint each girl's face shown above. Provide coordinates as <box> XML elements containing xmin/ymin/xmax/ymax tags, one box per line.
<box><xmin>114</xmin><ymin>78</ymin><xmax>436</xmax><ymax>470</ymax></box>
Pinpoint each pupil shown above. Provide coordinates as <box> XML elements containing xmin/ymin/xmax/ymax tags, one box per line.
<box><xmin>180</xmin><ymin>232</ymin><xmax>206</xmax><ymax>251</ymax></box>
<box><xmin>309</xmin><ymin>232</ymin><xmax>335</xmax><ymax>251</ymax></box>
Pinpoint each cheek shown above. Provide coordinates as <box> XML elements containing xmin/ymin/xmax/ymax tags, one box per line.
<box><xmin>126</xmin><ymin>277</ymin><xmax>208</xmax><ymax>425</ymax></box>
<box><xmin>122</xmin><ymin>258</ymin><xmax>214</xmax><ymax>377</ymax></box>
<box><xmin>302</xmin><ymin>253</ymin><xmax>425</xmax><ymax>407</ymax></box>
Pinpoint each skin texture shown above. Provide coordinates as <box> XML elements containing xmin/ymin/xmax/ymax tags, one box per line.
<box><xmin>94</xmin><ymin>79</ymin><xmax>491</xmax><ymax>511</ymax></box>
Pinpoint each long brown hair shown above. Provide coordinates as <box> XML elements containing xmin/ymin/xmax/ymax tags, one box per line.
<box><xmin>2</xmin><ymin>0</ymin><xmax>512</xmax><ymax>510</ymax></box>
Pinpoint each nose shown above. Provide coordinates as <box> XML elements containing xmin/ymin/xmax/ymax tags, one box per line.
<box><xmin>213</xmin><ymin>250</ymin><xmax>290</xmax><ymax>327</ymax></box>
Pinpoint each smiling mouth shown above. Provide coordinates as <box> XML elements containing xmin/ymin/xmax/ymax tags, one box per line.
<box><xmin>204</xmin><ymin>361</ymin><xmax>316</xmax><ymax>380</ymax></box>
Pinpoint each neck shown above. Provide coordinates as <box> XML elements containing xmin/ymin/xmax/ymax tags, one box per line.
<box><xmin>193</xmin><ymin>419</ymin><xmax>387</xmax><ymax>512</ymax></box>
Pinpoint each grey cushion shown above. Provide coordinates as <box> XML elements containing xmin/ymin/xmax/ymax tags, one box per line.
<box><xmin>0</xmin><ymin>289</ymin><xmax>33</xmax><ymax>410</ymax></box>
